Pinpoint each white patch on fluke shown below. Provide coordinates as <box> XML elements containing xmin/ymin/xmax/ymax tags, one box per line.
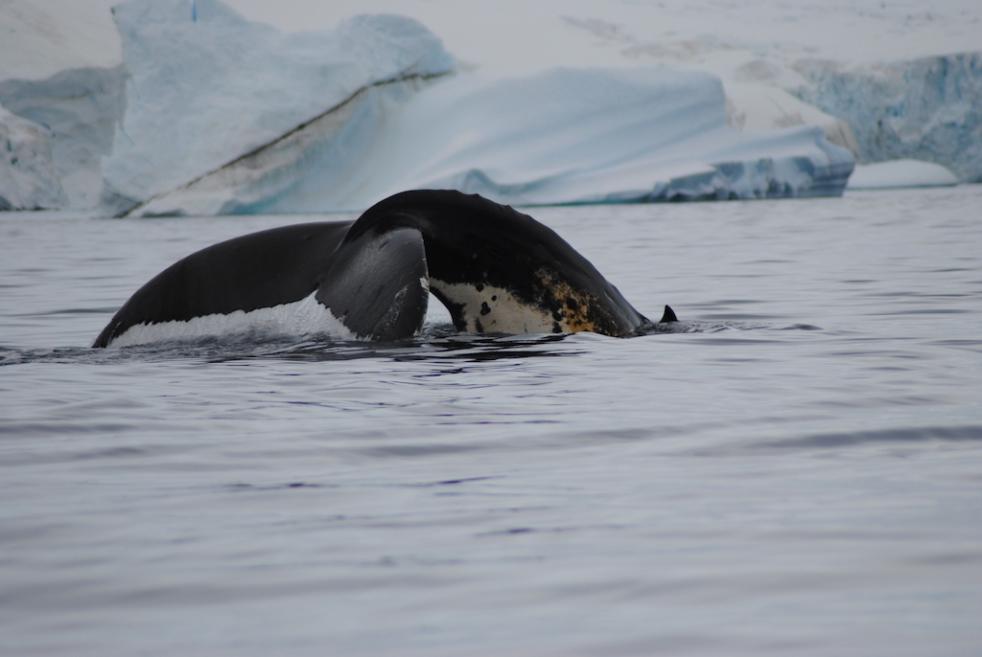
<box><xmin>429</xmin><ymin>278</ymin><xmax>556</xmax><ymax>334</ymax></box>
<box><xmin>108</xmin><ymin>291</ymin><xmax>357</xmax><ymax>347</ymax></box>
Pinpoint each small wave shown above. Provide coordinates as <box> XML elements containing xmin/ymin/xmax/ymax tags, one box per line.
<box><xmin>749</xmin><ymin>425</ymin><xmax>982</xmax><ymax>451</ymax></box>
<box><xmin>663</xmin><ymin>318</ymin><xmax>822</xmax><ymax>332</ymax></box>
<box><xmin>223</xmin><ymin>481</ymin><xmax>330</xmax><ymax>492</ymax></box>
<box><xmin>0</xmin><ymin>316</ymin><xmax>823</xmax><ymax>367</ymax></box>
<box><xmin>0</xmin><ymin>328</ymin><xmax>580</xmax><ymax>366</ymax></box>
<box><xmin>7</xmin><ymin>307</ymin><xmax>121</xmax><ymax>317</ymax></box>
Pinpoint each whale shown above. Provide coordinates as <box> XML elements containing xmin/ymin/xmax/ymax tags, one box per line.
<box><xmin>93</xmin><ymin>190</ymin><xmax>676</xmax><ymax>348</ymax></box>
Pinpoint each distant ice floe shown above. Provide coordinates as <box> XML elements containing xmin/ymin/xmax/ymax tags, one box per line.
<box><xmin>848</xmin><ymin>159</ymin><xmax>959</xmax><ymax>190</ymax></box>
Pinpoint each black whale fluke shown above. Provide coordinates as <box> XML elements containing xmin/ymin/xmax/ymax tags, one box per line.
<box><xmin>315</xmin><ymin>225</ymin><xmax>429</xmax><ymax>340</ymax></box>
<box><xmin>94</xmin><ymin>190</ymin><xmax>675</xmax><ymax>348</ymax></box>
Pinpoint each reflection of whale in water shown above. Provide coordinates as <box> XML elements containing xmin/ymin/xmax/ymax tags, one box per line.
<box><xmin>93</xmin><ymin>190</ymin><xmax>677</xmax><ymax>348</ymax></box>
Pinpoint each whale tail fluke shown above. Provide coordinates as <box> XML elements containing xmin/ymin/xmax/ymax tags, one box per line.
<box><xmin>315</xmin><ymin>226</ymin><xmax>429</xmax><ymax>341</ymax></box>
<box><xmin>94</xmin><ymin>190</ymin><xmax>667</xmax><ymax>347</ymax></box>
<box><xmin>352</xmin><ymin>190</ymin><xmax>650</xmax><ymax>337</ymax></box>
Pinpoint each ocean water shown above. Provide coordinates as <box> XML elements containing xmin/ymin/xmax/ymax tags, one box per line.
<box><xmin>1</xmin><ymin>187</ymin><xmax>981</xmax><ymax>656</ymax></box>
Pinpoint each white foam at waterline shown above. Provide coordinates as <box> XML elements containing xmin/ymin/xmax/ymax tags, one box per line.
<box><xmin>108</xmin><ymin>291</ymin><xmax>357</xmax><ymax>347</ymax></box>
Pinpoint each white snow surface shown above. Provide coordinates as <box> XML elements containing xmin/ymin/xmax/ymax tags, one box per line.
<box><xmin>848</xmin><ymin>160</ymin><xmax>959</xmax><ymax>190</ymax></box>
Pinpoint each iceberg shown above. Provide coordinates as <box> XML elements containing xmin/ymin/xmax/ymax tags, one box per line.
<box><xmin>848</xmin><ymin>159</ymin><xmax>959</xmax><ymax>190</ymax></box>
<box><xmin>112</xmin><ymin>1</ymin><xmax>846</xmax><ymax>216</ymax></box>
<box><xmin>129</xmin><ymin>66</ymin><xmax>854</xmax><ymax>216</ymax></box>
<box><xmin>0</xmin><ymin>0</ymin><xmax>124</xmax><ymax>209</ymax></box>
<box><xmin>0</xmin><ymin>67</ymin><xmax>126</xmax><ymax>209</ymax></box>
<box><xmin>1</xmin><ymin>0</ymin><xmax>855</xmax><ymax>215</ymax></box>
<box><xmin>794</xmin><ymin>53</ymin><xmax>982</xmax><ymax>183</ymax></box>
<box><xmin>0</xmin><ymin>103</ymin><xmax>67</xmax><ymax>210</ymax></box>
<box><xmin>104</xmin><ymin>0</ymin><xmax>455</xmax><ymax>216</ymax></box>
<box><xmin>3</xmin><ymin>0</ymin><xmax>981</xmax><ymax>212</ymax></box>
<box><xmin>547</xmin><ymin>7</ymin><xmax>981</xmax><ymax>189</ymax></box>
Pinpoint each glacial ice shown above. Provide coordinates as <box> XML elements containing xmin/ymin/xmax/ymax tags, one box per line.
<box><xmin>795</xmin><ymin>53</ymin><xmax>982</xmax><ymax>183</ymax></box>
<box><xmin>2</xmin><ymin>0</ymin><xmax>978</xmax><ymax>213</ymax></box>
<box><xmin>104</xmin><ymin>0</ymin><xmax>455</xmax><ymax>215</ymax></box>
<box><xmin>0</xmin><ymin>103</ymin><xmax>66</xmax><ymax>211</ymax></box>
<box><xmin>0</xmin><ymin>67</ymin><xmax>126</xmax><ymax>209</ymax></box>
<box><xmin>126</xmin><ymin>66</ymin><xmax>854</xmax><ymax>215</ymax></box>
<box><xmin>848</xmin><ymin>160</ymin><xmax>959</xmax><ymax>190</ymax></box>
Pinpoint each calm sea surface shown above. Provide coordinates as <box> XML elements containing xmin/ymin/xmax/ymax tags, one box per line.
<box><xmin>2</xmin><ymin>187</ymin><xmax>981</xmax><ymax>656</ymax></box>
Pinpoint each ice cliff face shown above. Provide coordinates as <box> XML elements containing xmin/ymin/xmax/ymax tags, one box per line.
<box><xmin>0</xmin><ymin>104</ymin><xmax>67</xmax><ymax>210</ymax></box>
<box><xmin>0</xmin><ymin>0</ymin><xmax>123</xmax><ymax>210</ymax></box>
<box><xmin>794</xmin><ymin>53</ymin><xmax>982</xmax><ymax>183</ymax></box>
<box><xmin>0</xmin><ymin>67</ymin><xmax>126</xmax><ymax>209</ymax></box>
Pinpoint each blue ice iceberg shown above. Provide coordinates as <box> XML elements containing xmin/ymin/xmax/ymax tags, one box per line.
<box><xmin>795</xmin><ymin>53</ymin><xmax>982</xmax><ymax>183</ymax></box>
<box><xmin>130</xmin><ymin>67</ymin><xmax>854</xmax><ymax>216</ymax></box>
<box><xmin>105</xmin><ymin>0</ymin><xmax>455</xmax><ymax>215</ymax></box>
<box><xmin>2</xmin><ymin>0</ymin><xmax>858</xmax><ymax>214</ymax></box>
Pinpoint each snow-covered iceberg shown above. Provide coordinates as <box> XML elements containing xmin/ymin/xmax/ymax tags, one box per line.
<box><xmin>0</xmin><ymin>0</ymin><xmax>125</xmax><ymax>210</ymax></box>
<box><xmin>105</xmin><ymin>0</ymin><xmax>455</xmax><ymax>215</ymax></box>
<box><xmin>130</xmin><ymin>66</ymin><xmax>854</xmax><ymax>215</ymax></box>
<box><xmin>0</xmin><ymin>103</ymin><xmax>67</xmax><ymax>210</ymax></box>
<box><xmin>378</xmin><ymin>68</ymin><xmax>853</xmax><ymax>207</ymax></box>
<box><xmin>0</xmin><ymin>0</ymin><xmax>855</xmax><ymax>214</ymax></box>
<box><xmin>3</xmin><ymin>0</ymin><xmax>981</xmax><ymax>212</ymax></box>
<box><xmin>0</xmin><ymin>67</ymin><xmax>125</xmax><ymax>209</ymax></box>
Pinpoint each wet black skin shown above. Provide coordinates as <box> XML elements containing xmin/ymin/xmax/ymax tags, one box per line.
<box><xmin>94</xmin><ymin>190</ymin><xmax>675</xmax><ymax>347</ymax></box>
